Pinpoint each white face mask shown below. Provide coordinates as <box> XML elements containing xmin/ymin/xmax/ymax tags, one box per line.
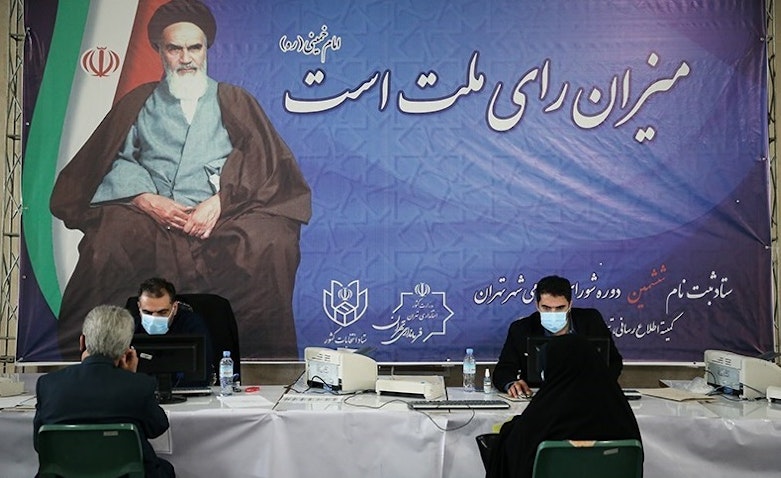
<box><xmin>540</xmin><ymin>310</ymin><xmax>568</xmax><ymax>334</ymax></box>
<box><xmin>141</xmin><ymin>313</ymin><xmax>170</xmax><ymax>335</ymax></box>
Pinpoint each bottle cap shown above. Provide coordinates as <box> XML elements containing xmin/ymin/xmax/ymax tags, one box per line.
<box><xmin>485</xmin><ymin>368</ymin><xmax>490</xmax><ymax>377</ymax></box>
<box><xmin>466</xmin><ymin>348</ymin><xmax>473</xmax><ymax>354</ymax></box>
<box><xmin>223</xmin><ymin>350</ymin><xmax>230</xmax><ymax>357</ymax></box>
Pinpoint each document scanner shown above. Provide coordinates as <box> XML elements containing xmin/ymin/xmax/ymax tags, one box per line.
<box><xmin>305</xmin><ymin>347</ymin><xmax>378</xmax><ymax>393</ymax></box>
<box><xmin>704</xmin><ymin>349</ymin><xmax>781</xmax><ymax>400</ymax></box>
<box><xmin>375</xmin><ymin>375</ymin><xmax>446</xmax><ymax>400</ymax></box>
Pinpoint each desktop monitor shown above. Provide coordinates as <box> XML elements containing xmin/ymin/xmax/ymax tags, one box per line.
<box><xmin>526</xmin><ymin>336</ymin><xmax>610</xmax><ymax>386</ymax></box>
<box><xmin>132</xmin><ymin>334</ymin><xmax>206</xmax><ymax>404</ymax></box>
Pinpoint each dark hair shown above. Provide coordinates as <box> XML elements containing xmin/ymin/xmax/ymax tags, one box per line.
<box><xmin>138</xmin><ymin>277</ymin><xmax>176</xmax><ymax>300</ymax></box>
<box><xmin>534</xmin><ymin>275</ymin><xmax>572</xmax><ymax>302</ymax></box>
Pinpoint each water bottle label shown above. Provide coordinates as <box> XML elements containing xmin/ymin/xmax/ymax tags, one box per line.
<box><xmin>220</xmin><ymin>358</ymin><xmax>234</xmax><ymax>395</ymax></box>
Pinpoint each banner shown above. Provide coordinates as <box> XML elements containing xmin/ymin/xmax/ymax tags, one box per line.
<box><xmin>20</xmin><ymin>0</ymin><xmax>771</xmax><ymax>362</ymax></box>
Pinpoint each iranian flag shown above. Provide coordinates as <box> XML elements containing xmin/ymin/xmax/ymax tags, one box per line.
<box><xmin>23</xmin><ymin>0</ymin><xmax>169</xmax><ymax>315</ymax></box>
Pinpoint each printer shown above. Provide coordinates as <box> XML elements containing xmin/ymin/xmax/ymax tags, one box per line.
<box><xmin>304</xmin><ymin>347</ymin><xmax>378</xmax><ymax>393</ymax></box>
<box><xmin>704</xmin><ymin>349</ymin><xmax>781</xmax><ymax>400</ymax></box>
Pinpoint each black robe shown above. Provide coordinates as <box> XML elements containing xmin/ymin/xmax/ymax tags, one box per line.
<box><xmin>50</xmin><ymin>82</ymin><xmax>311</xmax><ymax>360</ymax></box>
<box><xmin>486</xmin><ymin>334</ymin><xmax>642</xmax><ymax>478</ymax></box>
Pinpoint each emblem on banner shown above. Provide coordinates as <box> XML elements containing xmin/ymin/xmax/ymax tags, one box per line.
<box><xmin>80</xmin><ymin>47</ymin><xmax>121</xmax><ymax>78</ymax></box>
<box><xmin>323</xmin><ymin>279</ymin><xmax>368</xmax><ymax>327</ymax></box>
<box><xmin>372</xmin><ymin>282</ymin><xmax>453</xmax><ymax>345</ymax></box>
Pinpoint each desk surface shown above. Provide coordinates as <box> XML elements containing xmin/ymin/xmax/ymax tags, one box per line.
<box><xmin>3</xmin><ymin>379</ymin><xmax>781</xmax><ymax>478</ymax></box>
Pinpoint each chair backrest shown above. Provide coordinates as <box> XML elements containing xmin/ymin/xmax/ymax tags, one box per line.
<box><xmin>177</xmin><ymin>293</ymin><xmax>241</xmax><ymax>377</ymax></box>
<box><xmin>532</xmin><ymin>439</ymin><xmax>643</xmax><ymax>478</ymax></box>
<box><xmin>126</xmin><ymin>293</ymin><xmax>241</xmax><ymax>378</ymax></box>
<box><xmin>37</xmin><ymin>423</ymin><xmax>144</xmax><ymax>478</ymax></box>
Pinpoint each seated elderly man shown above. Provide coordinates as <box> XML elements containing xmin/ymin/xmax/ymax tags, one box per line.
<box><xmin>34</xmin><ymin>305</ymin><xmax>175</xmax><ymax>478</ymax></box>
<box><xmin>50</xmin><ymin>0</ymin><xmax>311</xmax><ymax>361</ymax></box>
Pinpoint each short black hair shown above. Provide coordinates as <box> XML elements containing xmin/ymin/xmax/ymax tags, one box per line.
<box><xmin>138</xmin><ymin>277</ymin><xmax>176</xmax><ymax>300</ymax></box>
<box><xmin>534</xmin><ymin>275</ymin><xmax>572</xmax><ymax>302</ymax></box>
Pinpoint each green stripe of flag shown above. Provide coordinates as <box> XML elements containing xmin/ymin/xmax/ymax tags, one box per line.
<box><xmin>22</xmin><ymin>0</ymin><xmax>91</xmax><ymax>316</ymax></box>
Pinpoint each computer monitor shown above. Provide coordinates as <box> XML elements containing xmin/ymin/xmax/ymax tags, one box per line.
<box><xmin>132</xmin><ymin>334</ymin><xmax>206</xmax><ymax>404</ymax></box>
<box><xmin>526</xmin><ymin>336</ymin><xmax>610</xmax><ymax>386</ymax></box>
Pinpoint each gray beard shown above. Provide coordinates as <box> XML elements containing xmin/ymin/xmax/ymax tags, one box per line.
<box><xmin>165</xmin><ymin>64</ymin><xmax>208</xmax><ymax>100</ymax></box>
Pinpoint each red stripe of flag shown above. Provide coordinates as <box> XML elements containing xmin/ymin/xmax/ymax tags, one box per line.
<box><xmin>114</xmin><ymin>0</ymin><xmax>168</xmax><ymax>101</ymax></box>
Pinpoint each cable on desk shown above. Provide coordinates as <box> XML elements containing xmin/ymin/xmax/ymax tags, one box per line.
<box><xmin>286</xmin><ymin>371</ymin><xmax>342</xmax><ymax>395</ymax></box>
<box><xmin>413</xmin><ymin>407</ymin><xmax>476</xmax><ymax>432</ymax></box>
<box><xmin>300</xmin><ymin>374</ymin><xmax>340</xmax><ymax>395</ymax></box>
<box><xmin>342</xmin><ymin>394</ymin><xmax>408</xmax><ymax>410</ymax></box>
<box><xmin>741</xmin><ymin>382</ymin><xmax>767</xmax><ymax>400</ymax></box>
<box><xmin>341</xmin><ymin>394</ymin><xmax>478</xmax><ymax>432</ymax></box>
<box><xmin>702</xmin><ymin>370</ymin><xmax>749</xmax><ymax>399</ymax></box>
<box><xmin>282</xmin><ymin>370</ymin><xmax>307</xmax><ymax>394</ymax></box>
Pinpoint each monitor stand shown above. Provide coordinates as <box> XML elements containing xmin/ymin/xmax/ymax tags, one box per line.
<box><xmin>155</xmin><ymin>374</ymin><xmax>187</xmax><ymax>404</ymax></box>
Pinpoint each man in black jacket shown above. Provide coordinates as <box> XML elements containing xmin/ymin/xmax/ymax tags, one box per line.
<box><xmin>34</xmin><ymin>305</ymin><xmax>174</xmax><ymax>478</ymax></box>
<box><xmin>133</xmin><ymin>277</ymin><xmax>214</xmax><ymax>386</ymax></box>
<box><xmin>492</xmin><ymin>275</ymin><xmax>622</xmax><ymax>398</ymax></box>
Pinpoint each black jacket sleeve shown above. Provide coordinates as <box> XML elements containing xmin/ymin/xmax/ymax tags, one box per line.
<box><xmin>492</xmin><ymin>318</ymin><xmax>534</xmax><ymax>390</ymax></box>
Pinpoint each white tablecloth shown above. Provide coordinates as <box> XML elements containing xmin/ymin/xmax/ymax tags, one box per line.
<box><xmin>3</xmin><ymin>385</ymin><xmax>781</xmax><ymax>478</ymax></box>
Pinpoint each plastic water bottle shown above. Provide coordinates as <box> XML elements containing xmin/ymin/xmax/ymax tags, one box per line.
<box><xmin>483</xmin><ymin>368</ymin><xmax>492</xmax><ymax>394</ymax></box>
<box><xmin>219</xmin><ymin>351</ymin><xmax>234</xmax><ymax>396</ymax></box>
<box><xmin>463</xmin><ymin>348</ymin><xmax>476</xmax><ymax>392</ymax></box>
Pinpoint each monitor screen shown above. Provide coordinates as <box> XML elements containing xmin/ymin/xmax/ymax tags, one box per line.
<box><xmin>525</xmin><ymin>336</ymin><xmax>610</xmax><ymax>386</ymax></box>
<box><xmin>132</xmin><ymin>334</ymin><xmax>206</xmax><ymax>403</ymax></box>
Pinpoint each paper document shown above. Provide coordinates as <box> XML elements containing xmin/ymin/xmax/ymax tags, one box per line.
<box><xmin>638</xmin><ymin>388</ymin><xmax>715</xmax><ymax>402</ymax></box>
<box><xmin>217</xmin><ymin>394</ymin><xmax>276</xmax><ymax>408</ymax></box>
<box><xmin>277</xmin><ymin>394</ymin><xmax>344</xmax><ymax>403</ymax></box>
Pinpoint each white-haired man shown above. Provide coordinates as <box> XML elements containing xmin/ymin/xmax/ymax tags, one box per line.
<box><xmin>34</xmin><ymin>305</ymin><xmax>174</xmax><ymax>477</ymax></box>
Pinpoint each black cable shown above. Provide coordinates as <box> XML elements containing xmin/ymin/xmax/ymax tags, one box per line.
<box><xmin>283</xmin><ymin>369</ymin><xmax>308</xmax><ymax>394</ymax></box>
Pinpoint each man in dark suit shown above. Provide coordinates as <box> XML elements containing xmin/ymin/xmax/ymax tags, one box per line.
<box><xmin>492</xmin><ymin>275</ymin><xmax>623</xmax><ymax>398</ymax></box>
<box><xmin>34</xmin><ymin>305</ymin><xmax>175</xmax><ymax>478</ymax></box>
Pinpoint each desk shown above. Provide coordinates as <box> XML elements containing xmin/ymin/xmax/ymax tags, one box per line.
<box><xmin>3</xmin><ymin>384</ymin><xmax>781</xmax><ymax>477</ymax></box>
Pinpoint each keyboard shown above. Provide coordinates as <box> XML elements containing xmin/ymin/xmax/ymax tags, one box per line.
<box><xmin>407</xmin><ymin>399</ymin><xmax>510</xmax><ymax>410</ymax></box>
<box><xmin>172</xmin><ymin>386</ymin><xmax>213</xmax><ymax>396</ymax></box>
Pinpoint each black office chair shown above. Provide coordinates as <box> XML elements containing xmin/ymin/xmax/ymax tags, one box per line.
<box><xmin>125</xmin><ymin>293</ymin><xmax>241</xmax><ymax>380</ymax></box>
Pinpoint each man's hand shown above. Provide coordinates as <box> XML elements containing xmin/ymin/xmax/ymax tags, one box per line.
<box><xmin>132</xmin><ymin>193</ymin><xmax>192</xmax><ymax>230</ymax></box>
<box><xmin>506</xmin><ymin>379</ymin><xmax>533</xmax><ymax>398</ymax></box>
<box><xmin>183</xmin><ymin>194</ymin><xmax>221</xmax><ymax>239</ymax></box>
<box><xmin>118</xmin><ymin>347</ymin><xmax>139</xmax><ymax>373</ymax></box>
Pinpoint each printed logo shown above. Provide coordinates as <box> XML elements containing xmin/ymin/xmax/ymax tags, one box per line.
<box><xmin>80</xmin><ymin>47</ymin><xmax>121</xmax><ymax>78</ymax></box>
<box><xmin>372</xmin><ymin>282</ymin><xmax>453</xmax><ymax>345</ymax></box>
<box><xmin>323</xmin><ymin>279</ymin><xmax>368</xmax><ymax>327</ymax></box>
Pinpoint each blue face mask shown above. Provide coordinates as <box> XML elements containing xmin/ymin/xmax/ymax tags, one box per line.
<box><xmin>540</xmin><ymin>310</ymin><xmax>568</xmax><ymax>334</ymax></box>
<box><xmin>141</xmin><ymin>313</ymin><xmax>170</xmax><ymax>335</ymax></box>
